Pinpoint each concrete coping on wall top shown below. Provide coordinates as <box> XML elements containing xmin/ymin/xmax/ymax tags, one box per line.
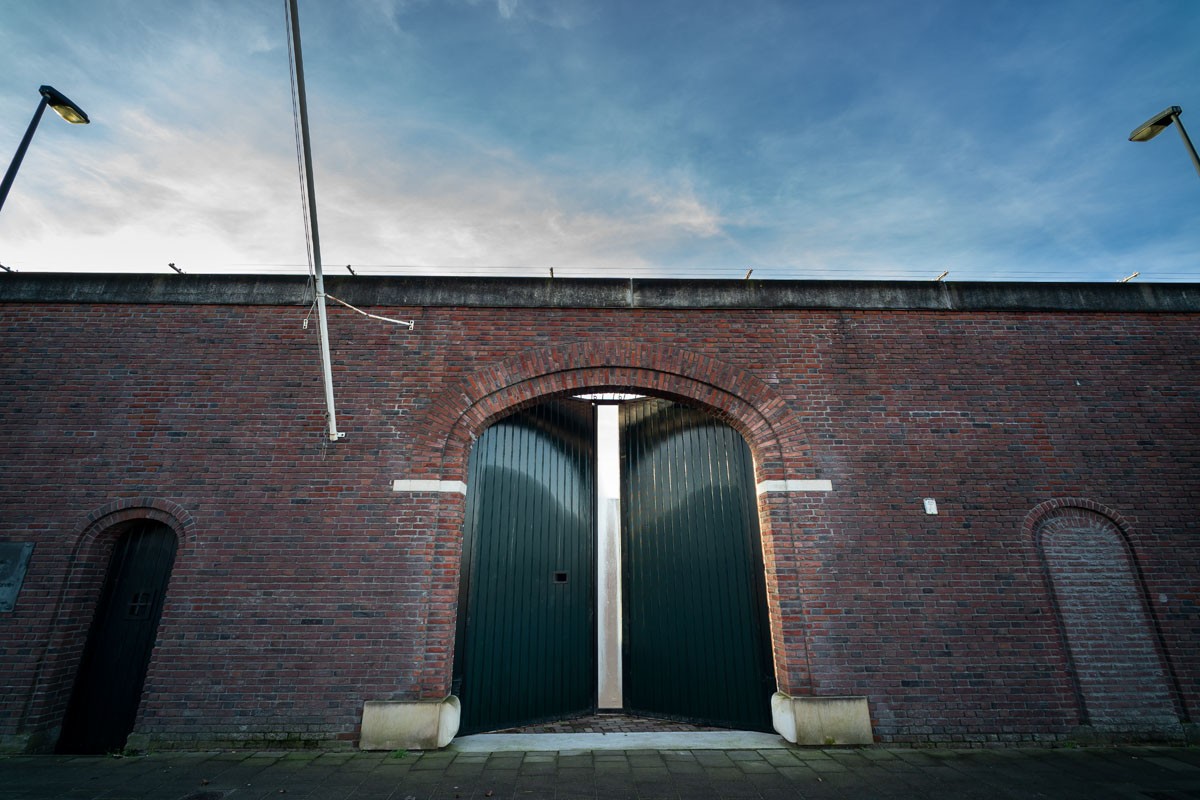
<box><xmin>3</xmin><ymin>273</ymin><xmax>1199</xmax><ymax>313</ymax></box>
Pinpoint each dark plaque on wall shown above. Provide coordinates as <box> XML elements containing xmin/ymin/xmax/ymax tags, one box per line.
<box><xmin>0</xmin><ymin>543</ymin><xmax>34</xmax><ymax>612</ymax></box>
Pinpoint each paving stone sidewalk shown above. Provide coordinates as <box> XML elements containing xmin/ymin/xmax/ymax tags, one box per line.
<box><xmin>3</xmin><ymin>745</ymin><xmax>1200</xmax><ymax>800</ymax></box>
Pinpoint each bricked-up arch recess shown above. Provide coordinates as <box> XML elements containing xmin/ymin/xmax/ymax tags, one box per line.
<box><xmin>1035</xmin><ymin>506</ymin><xmax>1180</xmax><ymax>733</ymax></box>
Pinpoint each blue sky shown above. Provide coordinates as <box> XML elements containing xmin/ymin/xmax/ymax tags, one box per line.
<box><xmin>0</xmin><ymin>0</ymin><xmax>1196</xmax><ymax>280</ymax></box>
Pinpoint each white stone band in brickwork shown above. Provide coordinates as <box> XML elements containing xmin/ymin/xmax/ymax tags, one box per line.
<box><xmin>392</xmin><ymin>479</ymin><xmax>468</xmax><ymax>495</ymax></box>
<box><xmin>756</xmin><ymin>479</ymin><xmax>833</xmax><ymax>495</ymax></box>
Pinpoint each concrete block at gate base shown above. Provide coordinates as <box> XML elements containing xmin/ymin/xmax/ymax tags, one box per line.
<box><xmin>771</xmin><ymin>692</ymin><xmax>873</xmax><ymax>745</ymax></box>
<box><xmin>360</xmin><ymin>696</ymin><xmax>460</xmax><ymax>750</ymax></box>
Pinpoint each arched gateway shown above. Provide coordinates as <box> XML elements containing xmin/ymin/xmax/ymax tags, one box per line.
<box><xmin>370</xmin><ymin>342</ymin><xmax>861</xmax><ymax>749</ymax></box>
<box><xmin>452</xmin><ymin>396</ymin><xmax>775</xmax><ymax>733</ymax></box>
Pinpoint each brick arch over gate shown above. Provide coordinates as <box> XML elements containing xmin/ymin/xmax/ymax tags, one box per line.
<box><xmin>423</xmin><ymin>340</ymin><xmax>816</xmax><ymax>482</ymax></box>
<box><xmin>411</xmin><ymin>341</ymin><xmax>822</xmax><ymax>699</ymax></box>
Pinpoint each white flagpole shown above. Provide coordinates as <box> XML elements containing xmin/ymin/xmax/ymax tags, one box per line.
<box><xmin>287</xmin><ymin>0</ymin><xmax>342</xmax><ymax>441</ymax></box>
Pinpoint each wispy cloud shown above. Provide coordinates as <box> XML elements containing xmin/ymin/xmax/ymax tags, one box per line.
<box><xmin>490</xmin><ymin>0</ymin><xmax>592</xmax><ymax>29</ymax></box>
<box><xmin>309</xmin><ymin>118</ymin><xmax>728</xmax><ymax>269</ymax></box>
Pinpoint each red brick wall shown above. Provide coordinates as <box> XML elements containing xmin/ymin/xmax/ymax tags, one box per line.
<box><xmin>1</xmin><ymin>297</ymin><xmax>1197</xmax><ymax>748</ymax></box>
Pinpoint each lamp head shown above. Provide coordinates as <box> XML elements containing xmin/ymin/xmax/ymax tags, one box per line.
<box><xmin>1129</xmin><ymin>105</ymin><xmax>1181</xmax><ymax>142</ymax></box>
<box><xmin>38</xmin><ymin>85</ymin><xmax>89</xmax><ymax>125</ymax></box>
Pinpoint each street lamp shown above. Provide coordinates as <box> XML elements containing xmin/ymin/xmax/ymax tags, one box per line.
<box><xmin>0</xmin><ymin>85</ymin><xmax>90</xmax><ymax>214</ymax></box>
<box><xmin>1129</xmin><ymin>105</ymin><xmax>1200</xmax><ymax>179</ymax></box>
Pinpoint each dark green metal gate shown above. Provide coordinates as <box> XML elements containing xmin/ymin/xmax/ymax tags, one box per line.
<box><xmin>58</xmin><ymin>521</ymin><xmax>178</xmax><ymax>754</ymax></box>
<box><xmin>619</xmin><ymin>398</ymin><xmax>776</xmax><ymax>731</ymax></box>
<box><xmin>454</xmin><ymin>400</ymin><xmax>597</xmax><ymax>734</ymax></box>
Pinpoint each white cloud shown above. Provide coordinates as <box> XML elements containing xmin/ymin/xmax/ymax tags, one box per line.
<box><xmin>311</xmin><ymin>130</ymin><xmax>727</xmax><ymax>270</ymax></box>
<box><xmin>2</xmin><ymin>54</ymin><xmax>729</xmax><ymax>276</ymax></box>
<box><xmin>491</xmin><ymin>0</ymin><xmax>592</xmax><ymax>29</ymax></box>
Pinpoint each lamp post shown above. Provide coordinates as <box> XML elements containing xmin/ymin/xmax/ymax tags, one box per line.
<box><xmin>1129</xmin><ymin>105</ymin><xmax>1200</xmax><ymax>179</ymax></box>
<box><xmin>0</xmin><ymin>85</ymin><xmax>90</xmax><ymax>215</ymax></box>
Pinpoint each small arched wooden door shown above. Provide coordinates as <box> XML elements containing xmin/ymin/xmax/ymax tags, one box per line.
<box><xmin>58</xmin><ymin>521</ymin><xmax>178</xmax><ymax>754</ymax></box>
